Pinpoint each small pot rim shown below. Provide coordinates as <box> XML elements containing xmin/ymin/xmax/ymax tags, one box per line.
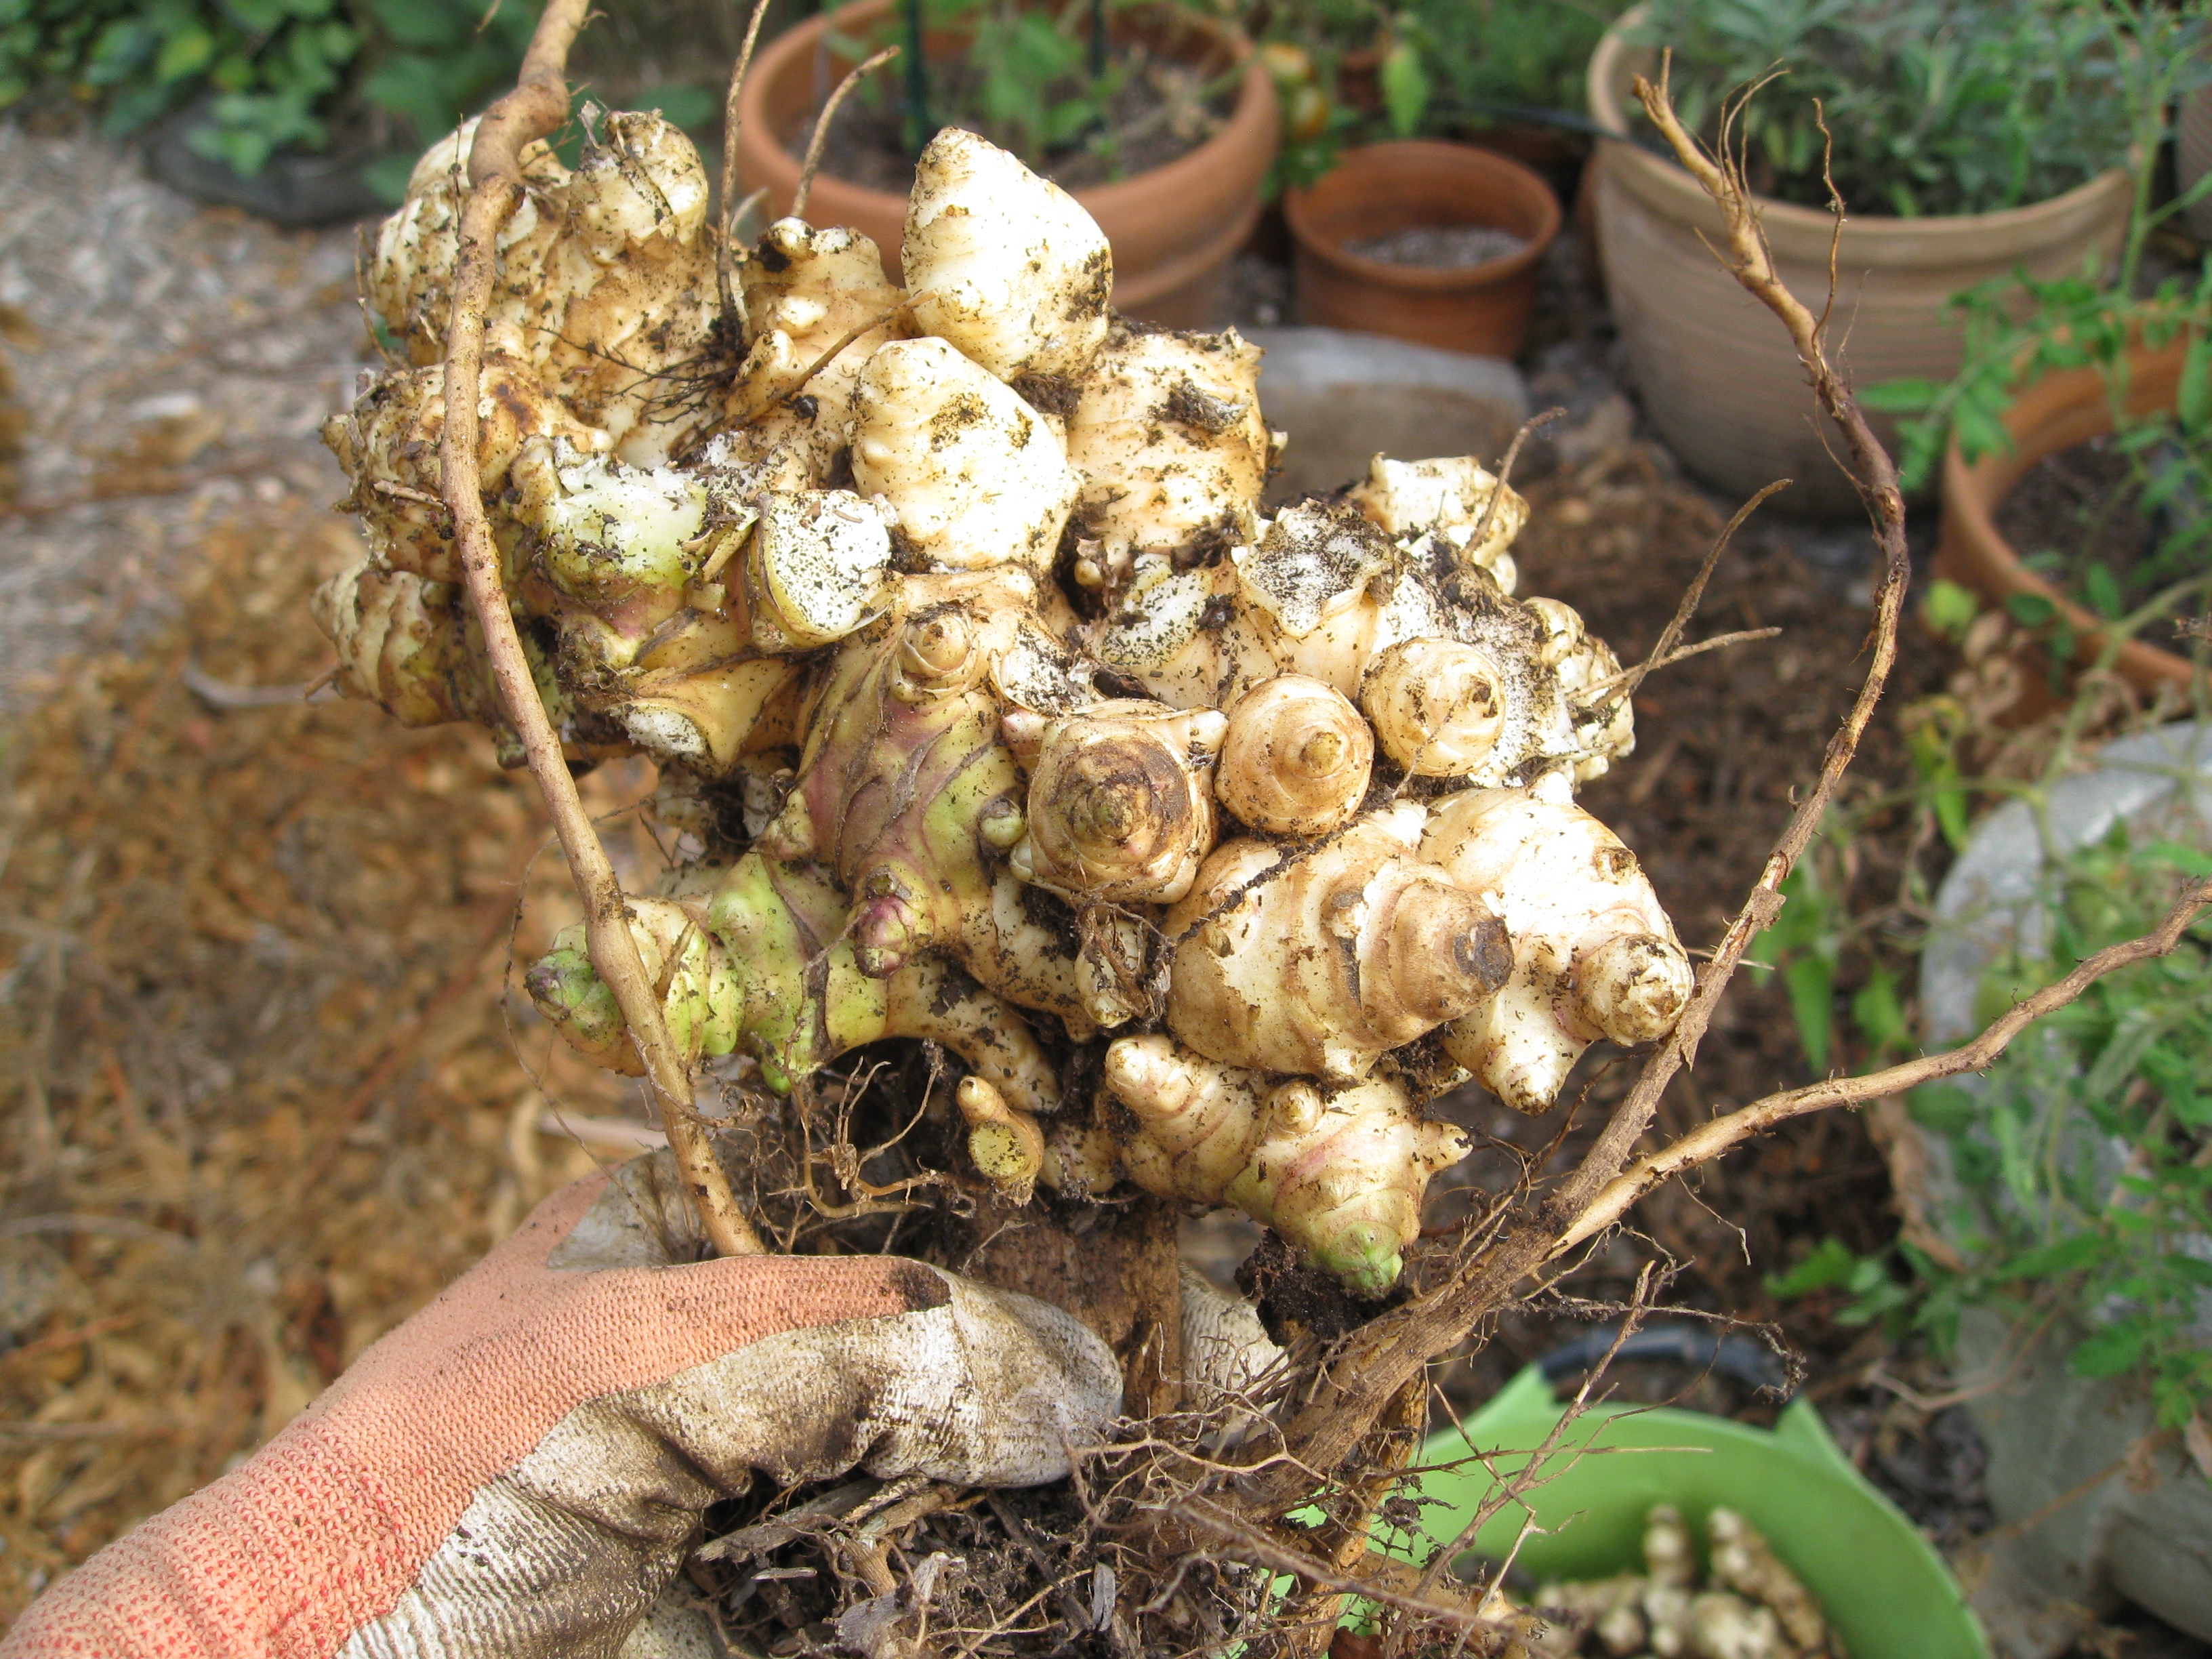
<box><xmin>1941</xmin><ymin>335</ymin><xmax>2205</xmax><ymax>689</ymax></box>
<box><xmin>737</xmin><ymin>0</ymin><xmax>1273</xmax><ymax>224</ymax></box>
<box><xmin>1282</xmin><ymin>140</ymin><xmax>1562</xmax><ymax>293</ymax></box>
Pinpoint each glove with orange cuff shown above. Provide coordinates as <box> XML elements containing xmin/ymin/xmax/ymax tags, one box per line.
<box><xmin>0</xmin><ymin>1153</ymin><xmax>1122</xmax><ymax>1659</ymax></box>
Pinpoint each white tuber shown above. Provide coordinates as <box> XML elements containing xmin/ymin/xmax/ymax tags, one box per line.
<box><xmin>1347</xmin><ymin>454</ymin><xmax>1528</xmax><ymax>593</ymax></box>
<box><xmin>1006</xmin><ymin>699</ymin><xmax>1226</xmax><ymax>904</ymax></box>
<box><xmin>901</xmin><ymin>128</ymin><xmax>1113</xmax><ymax>384</ymax></box>
<box><xmin>323</xmin><ymin>107</ymin><xmax>1701</xmax><ymax>1297</ymax></box>
<box><xmin>1422</xmin><ymin>776</ymin><xmax>1693</xmax><ymax>1112</ymax></box>
<box><xmin>850</xmin><ymin>337</ymin><xmax>1078</xmax><ymax>575</ymax></box>
<box><xmin>1065</xmin><ymin>325</ymin><xmax>1269</xmax><ymax>565</ymax></box>
<box><xmin>1103</xmin><ymin>1035</ymin><xmax>1467</xmax><ymax>1294</ymax></box>
<box><xmin>1214</xmin><ymin>674</ymin><xmax>1374</xmax><ymax>838</ymax></box>
<box><xmin>1162</xmin><ymin>802</ymin><xmax>1512</xmax><ymax>1081</ymax></box>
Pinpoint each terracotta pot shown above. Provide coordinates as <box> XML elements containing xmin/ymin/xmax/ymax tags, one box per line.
<box><xmin>1586</xmin><ymin>5</ymin><xmax>2134</xmax><ymax>516</ymax></box>
<box><xmin>1935</xmin><ymin>337</ymin><xmax>2207</xmax><ymax>698</ymax></box>
<box><xmin>735</xmin><ymin>0</ymin><xmax>1279</xmax><ymax>327</ymax></box>
<box><xmin>1283</xmin><ymin>141</ymin><xmax>1561</xmax><ymax>358</ymax></box>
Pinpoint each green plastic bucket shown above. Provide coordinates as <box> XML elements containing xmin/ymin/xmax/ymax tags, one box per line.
<box><xmin>1371</xmin><ymin>1362</ymin><xmax>1988</xmax><ymax>1659</ymax></box>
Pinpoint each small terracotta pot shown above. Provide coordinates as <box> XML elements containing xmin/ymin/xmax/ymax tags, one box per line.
<box><xmin>1936</xmin><ymin>337</ymin><xmax>2207</xmax><ymax>698</ymax></box>
<box><xmin>1283</xmin><ymin>141</ymin><xmax>1561</xmax><ymax>358</ymax></box>
<box><xmin>735</xmin><ymin>0</ymin><xmax>1279</xmax><ymax>327</ymax></box>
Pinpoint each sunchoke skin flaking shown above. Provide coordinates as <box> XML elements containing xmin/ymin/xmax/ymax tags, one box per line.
<box><xmin>319</xmin><ymin>119</ymin><xmax>1692</xmax><ymax>1294</ymax></box>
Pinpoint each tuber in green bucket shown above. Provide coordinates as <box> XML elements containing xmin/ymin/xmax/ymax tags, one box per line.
<box><xmin>1373</xmin><ymin>1355</ymin><xmax>1987</xmax><ymax>1659</ymax></box>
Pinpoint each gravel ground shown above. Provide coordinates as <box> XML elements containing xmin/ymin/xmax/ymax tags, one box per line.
<box><xmin>0</xmin><ymin>113</ymin><xmax>371</xmax><ymax>714</ymax></box>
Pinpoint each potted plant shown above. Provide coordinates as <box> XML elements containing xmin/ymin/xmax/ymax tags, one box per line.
<box><xmin>1282</xmin><ymin>138</ymin><xmax>1561</xmax><ymax>357</ymax></box>
<box><xmin>1584</xmin><ymin>0</ymin><xmax>2144</xmax><ymax>514</ymax></box>
<box><xmin>735</xmin><ymin>0</ymin><xmax>1279</xmax><ymax>326</ymax></box>
<box><xmin>1931</xmin><ymin>333</ymin><xmax>2211</xmax><ymax>705</ymax></box>
<box><xmin>1877</xmin><ymin>110</ymin><xmax>2212</xmax><ymax>708</ymax></box>
<box><xmin>1905</xmin><ymin>727</ymin><xmax>2212</xmax><ymax>1648</ymax></box>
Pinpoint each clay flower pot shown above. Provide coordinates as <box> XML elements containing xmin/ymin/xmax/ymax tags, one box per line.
<box><xmin>1586</xmin><ymin>5</ymin><xmax>2134</xmax><ymax>516</ymax></box>
<box><xmin>1283</xmin><ymin>140</ymin><xmax>1560</xmax><ymax>359</ymax></box>
<box><xmin>735</xmin><ymin>0</ymin><xmax>1279</xmax><ymax>327</ymax></box>
<box><xmin>1934</xmin><ymin>336</ymin><xmax>2206</xmax><ymax>698</ymax></box>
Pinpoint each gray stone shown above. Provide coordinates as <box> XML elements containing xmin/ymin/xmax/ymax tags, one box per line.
<box><xmin>1246</xmin><ymin>329</ymin><xmax>1530</xmax><ymax>506</ymax></box>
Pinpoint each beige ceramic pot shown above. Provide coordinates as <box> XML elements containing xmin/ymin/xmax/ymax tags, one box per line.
<box><xmin>1935</xmin><ymin>337</ymin><xmax>2207</xmax><ymax>699</ymax></box>
<box><xmin>736</xmin><ymin>0</ymin><xmax>1278</xmax><ymax>327</ymax></box>
<box><xmin>1586</xmin><ymin>7</ymin><xmax>2133</xmax><ymax>515</ymax></box>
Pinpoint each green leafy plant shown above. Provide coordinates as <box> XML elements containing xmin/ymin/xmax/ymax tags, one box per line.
<box><xmin>1629</xmin><ymin>0</ymin><xmax>2137</xmax><ymax>217</ymax></box>
<box><xmin>1910</xmin><ymin>832</ymin><xmax>2212</xmax><ymax>1427</ymax></box>
<box><xmin>0</xmin><ymin>0</ymin><xmax>541</xmax><ymax>186</ymax></box>
<box><xmin>1385</xmin><ymin>0</ymin><xmax>1627</xmax><ymax>136</ymax></box>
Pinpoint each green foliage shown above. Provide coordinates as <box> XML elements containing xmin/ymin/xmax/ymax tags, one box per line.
<box><xmin>1629</xmin><ymin>0</ymin><xmax>2142</xmax><ymax>217</ymax></box>
<box><xmin>1757</xmin><ymin>860</ymin><xmax>1841</xmax><ymax>1073</ymax></box>
<box><xmin>0</xmin><ymin>0</ymin><xmax>540</xmax><ymax>182</ymax></box>
<box><xmin>1910</xmin><ymin>833</ymin><xmax>2212</xmax><ymax>1426</ymax></box>
<box><xmin>1393</xmin><ymin>0</ymin><xmax>1627</xmax><ymax>123</ymax></box>
<box><xmin>1771</xmin><ymin>833</ymin><xmax>2212</xmax><ymax>1427</ymax></box>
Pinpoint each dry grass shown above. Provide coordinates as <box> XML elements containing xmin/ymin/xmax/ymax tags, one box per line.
<box><xmin>0</xmin><ymin>502</ymin><xmax>663</xmax><ymax>1617</ymax></box>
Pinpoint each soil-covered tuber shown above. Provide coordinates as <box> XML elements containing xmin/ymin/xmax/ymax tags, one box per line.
<box><xmin>318</xmin><ymin>115</ymin><xmax>1691</xmax><ymax>1293</ymax></box>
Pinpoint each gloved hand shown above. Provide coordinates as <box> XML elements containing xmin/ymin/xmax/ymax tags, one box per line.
<box><xmin>0</xmin><ymin>1152</ymin><xmax>1122</xmax><ymax>1659</ymax></box>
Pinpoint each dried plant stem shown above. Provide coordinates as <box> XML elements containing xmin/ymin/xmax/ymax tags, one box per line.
<box><xmin>444</xmin><ymin>0</ymin><xmax>763</xmax><ymax>1256</ymax></box>
<box><xmin>718</xmin><ymin>0</ymin><xmax>777</xmax><ymax>333</ymax></box>
<box><xmin>793</xmin><ymin>47</ymin><xmax>901</xmax><ymax>220</ymax></box>
<box><xmin>1559</xmin><ymin>878</ymin><xmax>2212</xmax><ymax>1252</ymax></box>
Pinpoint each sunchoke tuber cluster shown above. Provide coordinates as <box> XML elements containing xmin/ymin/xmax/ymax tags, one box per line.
<box><xmin>316</xmin><ymin>112</ymin><xmax>1692</xmax><ymax>1295</ymax></box>
<box><xmin>1515</xmin><ymin>1505</ymin><xmax>1841</xmax><ymax>1659</ymax></box>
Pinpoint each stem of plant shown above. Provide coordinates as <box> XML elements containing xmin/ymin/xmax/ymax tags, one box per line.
<box><xmin>903</xmin><ymin>0</ymin><xmax>932</xmax><ymax>159</ymax></box>
<box><xmin>444</xmin><ymin>0</ymin><xmax>764</xmax><ymax>1258</ymax></box>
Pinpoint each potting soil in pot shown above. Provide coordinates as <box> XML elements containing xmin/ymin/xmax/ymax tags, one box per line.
<box><xmin>1990</xmin><ymin>430</ymin><xmax>2204</xmax><ymax>619</ymax></box>
<box><xmin>783</xmin><ymin>49</ymin><xmax>1233</xmax><ymax>194</ymax></box>
<box><xmin>1342</xmin><ymin>224</ymin><xmax>1528</xmax><ymax>268</ymax></box>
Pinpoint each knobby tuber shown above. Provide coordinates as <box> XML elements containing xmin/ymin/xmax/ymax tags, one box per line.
<box><xmin>316</xmin><ymin>112</ymin><xmax>1693</xmax><ymax>1296</ymax></box>
<box><xmin>1524</xmin><ymin>1505</ymin><xmax>1843</xmax><ymax>1659</ymax></box>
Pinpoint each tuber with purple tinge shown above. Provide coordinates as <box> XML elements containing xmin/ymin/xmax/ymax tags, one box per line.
<box><xmin>316</xmin><ymin>115</ymin><xmax>1694</xmax><ymax>1295</ymax></box>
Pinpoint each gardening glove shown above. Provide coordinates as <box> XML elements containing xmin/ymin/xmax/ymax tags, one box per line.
<box><xmin>0</xmin><ymin>1151</ymin><xmax>1122</xmax><ymax>1659</ymax></box>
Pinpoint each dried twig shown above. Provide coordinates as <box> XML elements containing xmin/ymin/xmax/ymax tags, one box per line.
<box><xmin>1559</xmin><ymin>878</ymin><xmax>2212</xmax><ymax>1251</ymax></box>
<box><xmin>717</xmin><ymin>0</ymin><xmax>777</xmax><ymax>335</ymax></box>
<box><xmin>443</xmin><ymin>0</ymin><xmax>762</xmax><ymax>1255</ymax></box>
<box><xmin>793</xmin><ymin>47</ymin><xmax>901</xmax><ymax>221</ymax></box>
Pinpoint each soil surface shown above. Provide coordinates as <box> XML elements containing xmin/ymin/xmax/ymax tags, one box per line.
<box><xmin>787</xmin><ymin>43</ymin><xmax>1231</xmax><ymax>194</ymax></box>
<box><xmin>1342</xmin><ymin>224</ymin><xmax>1528</xmax><ymax>269</ymax></box>
<box><xmin>1992</xmin><ymin>432</ymin><xmax>2177</xmax><ymax>613</ymax></box>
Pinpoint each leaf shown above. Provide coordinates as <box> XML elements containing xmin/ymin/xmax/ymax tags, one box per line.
<box><xmin>2069</xmin><ymin>1322</ymin><xmax>2146</xmax><ymax>1379</ymax></box>
<box><xmin>1766</xmin><ymin>1236</ymin><xmax>1862</xmax><ymax>1298</ymax></box>
<box><xmin>1858</xmin><ymin>376</ymin><xmax>1945</xmax><ymax>413</ymax></box>
<box><xmin>2005</xmin><ymin>591</ymin><xmax>2056</xmax><ymax>629</ymax></box>
<box><xmin>2083</xmin><ymin>560</ymin><xmax>2123</xmax><ymax>620</ymax></box>
<box><xmin>1920</xmin><ymin>577</ymin><xmax>1980</xmax><ymax>640</ymax></box>
<box><xmin>153</xmin><ymin>22</ymin><xmax>212</xmax><ymax>82</ymax></box>
<box><xmin>1851</xmin><ymin>967</ymin><xmax>1909</xmax><ymax>1055</ymax></box>
<box><xmin>1782</xmin><ymin>954</ymin><xmax>1835</xmax><ymax>1074</ymax></box>
<box><xmin>2180</xmin><ymin>335</ymin><xmax>2212</xmax><ymax>437</ymax></box>
<box><xmin>1993</xmin><ymin>1233</ymin><xmax>2102</xmax><ymax>1281</ymax></box>
<box><xmin>1378</xmin><ymin>39</ymin><xmax>1428</xmax><ymax>140</ymax></box>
